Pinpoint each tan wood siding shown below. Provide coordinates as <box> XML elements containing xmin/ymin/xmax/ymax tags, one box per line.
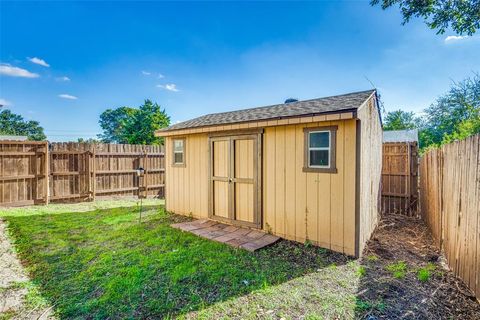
<box><xmin>262</xmin><ymin>119</ymin><xmax>357</xmax><ymax>256</ymax></box>
<box><xmin>165</xmin><ymin>134</ymin><xmax>209</xmax><ymax>218</ymax></box>
<box><xmin>356</xmin><ymin>95</ymin><xmax>383</xmax><ymax>256</ymax></box>
<box><xmin>166</xmin><ymin>118</ymin><xmax>362</xmax><ymax>256</ymax></box>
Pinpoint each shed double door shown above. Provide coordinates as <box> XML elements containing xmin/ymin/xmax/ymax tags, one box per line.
<box><xmin>209</xmin><ymin>133</ymin><xmax>262</xmax><ymax>228</ymax></box>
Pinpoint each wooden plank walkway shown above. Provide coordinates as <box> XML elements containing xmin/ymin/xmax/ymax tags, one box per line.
<box><xmin>171</xmin><ymin>219</ymin><xmax>280</xmax><ymax>251</ymax></box>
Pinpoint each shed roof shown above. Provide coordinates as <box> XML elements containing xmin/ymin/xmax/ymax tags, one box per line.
<box><xmin>383</xmin><ymin>129</ymin><xmax>418</xmax><ymax>143</ymax></box>
<box><xmin>160</xmin><ymin>89</ymin><xmax>376</xmax><ymax>132</ymax></box>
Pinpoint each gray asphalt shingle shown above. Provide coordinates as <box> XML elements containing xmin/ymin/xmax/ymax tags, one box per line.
<box><xmin>161</xmin><ymin>89</ymin><xmax>375</xmax><ymax>131</ymax></box>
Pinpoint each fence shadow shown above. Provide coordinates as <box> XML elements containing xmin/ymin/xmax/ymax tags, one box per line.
<box><xmin>4</xmin><ymin>205</ymin><xmax>351</xmax><ymax>319</ymax></box>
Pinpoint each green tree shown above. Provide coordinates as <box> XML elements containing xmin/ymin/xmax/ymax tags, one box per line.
<box><xmin>98</xmin><ymin>100</ymin><xmax>170</xmax><ymax>145</ymax></box>
<box><xmin>77</xmin><ymin>138</ymin><xmax>101</xmax><ymax>144</ymax></box>
<box><xmin>422</xmin><ymin>74</ymin><xmax>480</xmax><ymax>146</ymax></box>
<box><xmin>371</xmin><ymin>0</ymin><xmax>480</xmax><ymax>35</ymax></box>
<box><xmin>383</xmin><ymin>109</ymin><xmax>419</xmax><ymax>130</ymax></box>
<box><xmin>0</xmin><ymin>109</ymin><xmax>46</xmax><ymax>140</ymax></box>
<box><xmin>98</xmin><ymin>106</ymin><xmax>138</xmax><ymax>143</ymax></box>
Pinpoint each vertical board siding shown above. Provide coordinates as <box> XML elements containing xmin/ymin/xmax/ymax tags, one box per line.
<box><xmin>330</xmin><ymin>121</ymin><xmax>344</xmax><ymax>252</ymax></box>
<box><xmin>343</xmin><ymin>119</ymin><xmax>357</xmax><ymax>254</ymax></box>
<box><xmin>263</xmin><ymin>119</ymin><xmax>356</xmax><ymax>256</ymax></box>
<box><xmin>165</xmin><ymin>134</ymin><xmax>209</xmax><ymax>217</ymax></box>
<box><xmin>420</xmin><ymin>134</ymin><xmax>480</xmax><ymax>302</ymax></box>
<box><xmin>165</xmin><ymin>116</ymin><xmax>378</xmax><ymax>256</ymax></box>
<box><xmin>357</xmin><ymin>96</ymin><xmax>383</xmax><ymax>256</ymax></box>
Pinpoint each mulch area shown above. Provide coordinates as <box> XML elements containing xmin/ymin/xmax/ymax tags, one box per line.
<box><xmin>357</xmin><ymin>214</ymin><xmax>480</xmax><ymax>319</ymax></box>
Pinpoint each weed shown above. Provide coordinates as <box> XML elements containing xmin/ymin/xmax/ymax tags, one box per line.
<box><xmin>357</xmin><ymin>266</ymin><xmax>367</xmax><ymax>277</ymax></box>
<box><xmin>366</xmin><ymin>254</ymin><xmax>378</xmax><ymax>262</ymax></box>
<box><xmin>0</xmin><ymin>310</ymin><xmax>17</xmax><ymax>320</ymax></box>
<box><xmin>355</xmin><ymin>299</ymin><xmax>371</xmax><ymax>312</ymax></box>
<box><xmin>417</xmin><ymin>263</ymin><xmax>436</xmax><ymax>282</ymax></box>
<box><xmin>386</xmin><ymin>261</ymin><xmax>408</xmax><ymax>279</ymax></box>
<box><xmin>305</xmin><ymin>313</ymin><xmax>323</xmax><ymax>320</ymax></box>
<box><xmin>304</xmin><ymin>239</ymin><xmax>313</xmax><ymax>248</ymax></box>
<box><xmin>317</xmin><ymin>247</ymin><xmax>327</xmax><ymax>254</ymax></box>
<box><xmin>355</xmin><ymin>298</ymin><xmax>386</xmax><ymax>313</ymax></box>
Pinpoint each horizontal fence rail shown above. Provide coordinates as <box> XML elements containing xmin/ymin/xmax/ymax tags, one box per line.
<box><xmin>420</xmin><ymin>134</ymin><xmax>480</xmax><ymax>301</ymax></box>
<box><xmin>0</xmin><ymin>141</ymin><xmax>165</xmax><ymax>206</ymax></box>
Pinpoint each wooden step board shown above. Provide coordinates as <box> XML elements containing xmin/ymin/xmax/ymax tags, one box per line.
<box><xmin>171</xmin><ymin>219</ymin><xmax>280</xmax><ymax>252</ymax></box>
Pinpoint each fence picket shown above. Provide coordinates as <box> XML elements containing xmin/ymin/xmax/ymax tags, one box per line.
<box><xmin>420</xmin><ymin>134</ymin><xmax>480</xmax><ymax>302</ymax></box>
<box><xmin>0</xmin><ymin>141</ymin><xmax>165</xmax><ymax>206</ymax></box>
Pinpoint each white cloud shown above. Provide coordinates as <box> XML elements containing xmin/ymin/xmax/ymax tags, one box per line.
<box><xmin>58</xmin><ymin>94</ymin><xmax>78</xmax><ymax>100</ymax></box>
<box><xmin>141</xmin><ymin>70</ymin><xmax>151</xmax><ymax>75</ymax></box>
<box><xmin>0</xmin><ymin>98</ymin><xmax>12</xmax><ymax>106</ymax></box>
<box><xmin>444</xmin><ymin>35</ymin><xmax>468</xmax><ymax>43</ymax></box>
<box><xmin>28</xmin><ymin>57</ymin><xmax>50</xmax><ymax>67</ymax></box>
<box><xmin>158</xmin><ymin>73</ymin><xmax>165</xmax><ymax>79</ymax></box>
<box><xmin>157</xmin><ymin>83</ymin><xmax>179</xmax><ymax>92</ymax></box>
<box><xmin>0</xmin><ymin>64</ymin><xmax>39</xmax><ymax>78</ymax></box>
<box><xmin>56</xmin><ymin>76</ymin><xmax>71</xmax><ymax>81</ymax></box>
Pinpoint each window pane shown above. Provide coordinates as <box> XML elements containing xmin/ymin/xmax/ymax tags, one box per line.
<box><xmin>174</xmin><ymin>140</ymin><xmax>184</xmax><ymax>152</ymax></box>
<box><xmin>310</xmin><ymin>150</ymin><xmax>329</xmax><ymax>167</ymax></box>
<box><xmin>309</xmin><ymin>132</ymin><xmax>329</xmax><ymax>148</ymax></box>
<box><xmin>174</xmin><ymin>152</ymin><xmax>183</xmax><ymax>164</ymax></box>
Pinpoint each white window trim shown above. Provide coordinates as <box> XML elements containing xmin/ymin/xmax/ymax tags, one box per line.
<box><xmin>308</xmin><ymin>130</ymin><xmax>331</xmax><ymax>169</ymax></box>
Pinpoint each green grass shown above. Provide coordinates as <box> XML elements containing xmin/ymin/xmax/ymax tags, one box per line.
<box><xmin>0</xmin><ymin>200</ymin><xmax>355</xmax><ymax>319</ymax></box>
<box><xmin>0</xmin><ymin>198</ymin><xmax>163</xmax><ymax>218</ymax></box>
<box><xmin>385</xmin><ymin>261</ymin><xmax>408</xmax><ymax>279</ymax></box>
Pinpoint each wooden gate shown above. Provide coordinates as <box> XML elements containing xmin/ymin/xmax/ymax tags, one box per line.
<box><xmin>381</xmin><ymin>142</ymin><xmax>419</xmax><ymax>216</ymax></box>
<box><xmin>0</xmin><ymin>141</ymin><xmax>165</xmax><ymax>206</ymax></box>
<box><xmin>0</xmin><ymin>141</ymin><xmax>49</xmax><ymax>206</ymax></box>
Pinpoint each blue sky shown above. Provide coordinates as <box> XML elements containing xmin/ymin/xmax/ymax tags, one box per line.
<box><xmin>0</xmin><ymin>1</ymin><xmax>478</xmax><ymax>141</ymax></box>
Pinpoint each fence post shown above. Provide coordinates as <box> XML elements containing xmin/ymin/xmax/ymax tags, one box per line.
<box><xmin>143</xmin><ymin>148</ymin><xmax>148</xmax><ymax>199</ymax></box>
<box><xmin>92</xmin><ymin>145</ymin><xmax>96</xmax><ymax>201</ymax></box>
<box><xmin>44</xmin><ymin>141</ymin><xmax>49</xmax><ymax>205</ymax></box>
<box><xmin>85</xmin><ymin>148</ymin><xmax>91</xmax><ymax>201</ymax></box>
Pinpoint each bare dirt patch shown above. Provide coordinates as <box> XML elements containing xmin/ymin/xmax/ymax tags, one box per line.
<box><xmin>357</xmin><ymin>214</ymin><xmax>480</xmax><ymax>319</ymax></box>
<box><xmin>0</xmin><ymin>219</ymin><xmax>54</xmax><ymax>320</ymax></box>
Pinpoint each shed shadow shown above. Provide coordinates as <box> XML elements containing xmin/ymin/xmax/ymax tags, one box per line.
<box><xmin>4</xmin><ymin>206</ymin><xmax>352</xmax><ymax>319</ymax></box>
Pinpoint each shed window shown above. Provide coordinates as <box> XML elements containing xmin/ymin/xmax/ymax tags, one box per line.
<box><xmin>303</xmin><ymin>126</ymin><xmax>337</xmax><ymax>173</ymax></box>
<box><xmin>309</xmin><ymin>131</ymin><xmax>330</xmax><ymax>167</ymax></box>
<box><xmin>173</xmin><ymin>139</ymin><xmax>185</xmax><ymax>166</ymax></box>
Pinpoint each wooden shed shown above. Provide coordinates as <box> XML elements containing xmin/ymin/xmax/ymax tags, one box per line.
<box><xmin>155</xmin><ymin>90</ymin><xmax>382</xmax><ymax>257</ymax></box>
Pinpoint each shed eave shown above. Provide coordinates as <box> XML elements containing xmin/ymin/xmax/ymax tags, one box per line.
<box><xmin>155</xmin><ymin>109</ymin><xmax>359</xmax><ymax>137</ymax></box>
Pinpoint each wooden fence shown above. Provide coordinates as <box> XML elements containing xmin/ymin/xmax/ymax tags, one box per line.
<box><xmin>381</xmin><ymin>142</ymin><xmax>419</xmax><ymax>216</ymax></box>
<box><xmin>0</xmin><ymin>141</ymin><xmax>165</xmax><ymax>206</ymax></box>
<box><xmin>0</xmin><ymin>141</ymin><xmax>49</xmax><ymax>206</ymax></box>
<box><xmin>419</xmin><ymin>134</ymin><xmax>480</xmax><ymax>301</ymax></box>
